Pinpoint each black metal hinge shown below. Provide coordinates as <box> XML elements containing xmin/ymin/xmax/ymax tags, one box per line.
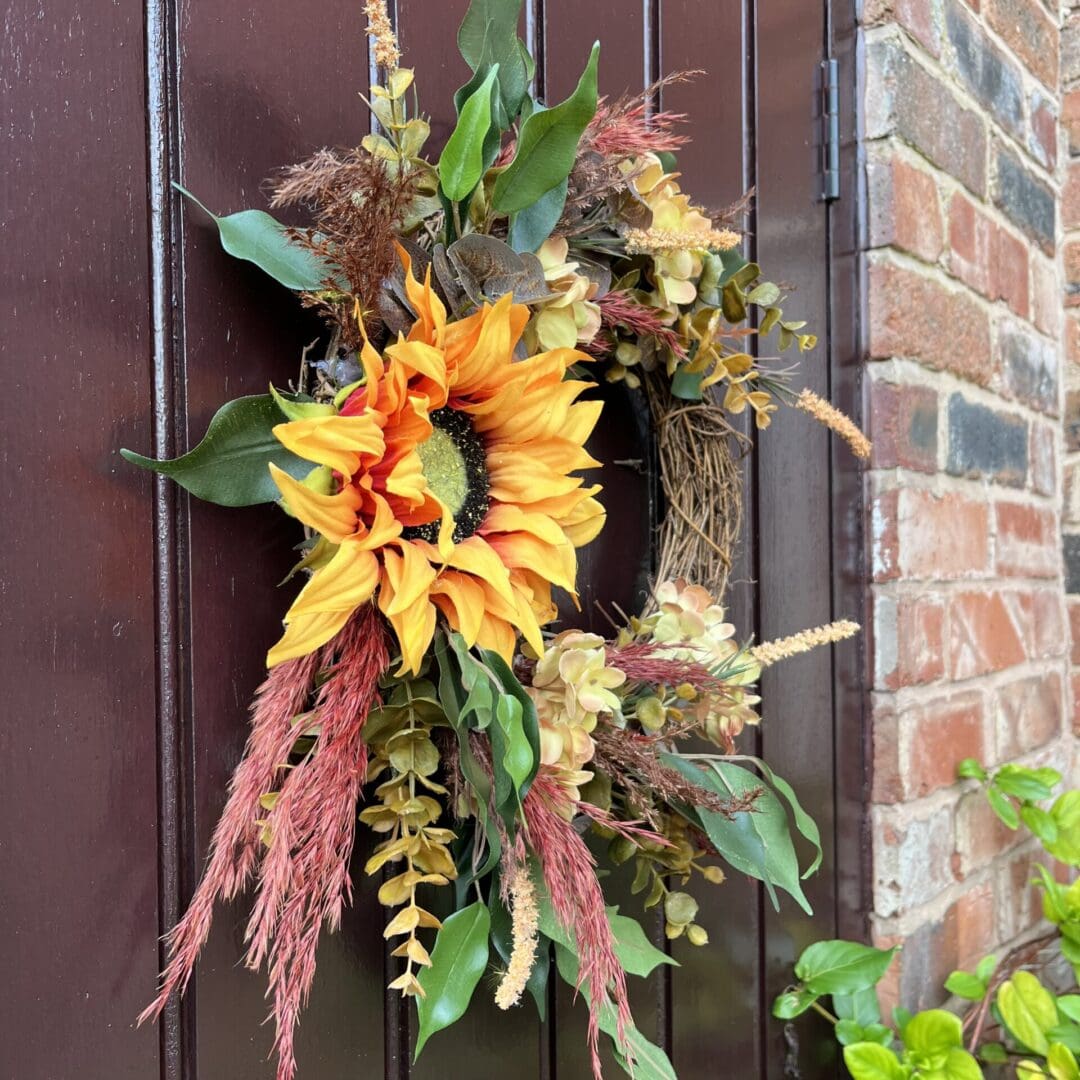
<box><xmin>822</xmin><ymin>57</ymin><xmax>840</xmax><ymax>202</ymax></box>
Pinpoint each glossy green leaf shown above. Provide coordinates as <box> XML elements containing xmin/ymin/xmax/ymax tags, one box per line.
<box><xmin>998</xmin><ymin>971</ymin><xmax>1057</xmax><ymax>1055</ymax></box>
<box><xmin>1049</xmin><ymin>1024</ymin><xmax>1080</xmax><ymax>1054</ymax></box>
<box><xmin>994</xmin><ymin>764</ymin><xmax>1060</xmax><ymax>802</ymax></box>
<box><xmin>903</xmin><ymin>1009</ymin><xmax>963</xmax><ymax>1056</ymax></box>
<box><xmin>1059</xmin><ymin>997</ymin><xmax>1080</xmax><ymax>1024</ymax></box>
<box><xmin>772</xmin><ymin>988</ymin><xmax>819</xmax><ymax>1019</ymax></box>
<box><xmin>173</xmin><ymin>184</ymin><xmax>337</xmax><ymax>290</ymax></box>
<box><xmin>491</xmin><ymin>693</ymin><xmax>533</xmax><ymax>808</ymax></box>
<box><xmin>670</xmin><ymin>368</ymin><xmax>705</xmax><ymax>401</ymax></box>
<box><xmin>863</xmin><ymin>1024</ymin><xmax>896</xmax><ymax>1048</ymax></box>
<box><xmin>440</xmin><ymin>66</ymin><xmax>499</xmax><ymax>202</ymax></box>
<box><xmin>491</xmin><ymin>42</ymin><xmax>599</xmax><ymax>214</ymax></box>
<box><xmin>956</xmin><ymin>758</ymin><xmax>988</xmax><ymax>782</ymax></box>
<box><xmin>480</xmin><ymin>648</ymin><xmax>541</xmax><ymax>801</ymax></box>
<box><xmin>456</xmin><ymin>0</ymin><xmax>529</xmax><ymax>123</ymax></box>
<box><xmin>1048</xmin><ymin>792</ymin><xmax>1080</xmax><ymax>866</ymax></box>
<box><xmin>944</xmin><ymin>971</ymin><xmax>986</xmax><ymax>1002</ymax></box>
<box><xmin>1022</xmin><ymin>803</ymin><xmax>1059</xmax><ymax>846</ymax></box>
<box><xmin>986</xmin><ymin>784</ymin><xmax>1020</xmax><ymax>829</ymax></box>
<box><xmin>835</xmin><ymin>988</ymin><xmax>884</xmax><ymax>1028</ymax></box>
<box><xmin>979</xmin><ymin>1042</ymin><xmax>1008</xmax><ymax>1064</ymax></box>
<box><xmin>553</xmin><ymin>945</ymin><xmax>676</xmax><ymax>1080</ymax></box>
<box><xmin>794</xmin><ymin>940</ymin><xmax>898</xmax><ymax>996</ymax></box>
<box><xmin>120</xmin><ymin>394</ymin><xmax>312</xmax><ymax>507</ymax></box>
<box><xmin>842</xmin><ymin>1043</ymin><xmax>908</xmax><ymax>1080</ymax></box>
<box><xmin>974</xmin><ymin>955</ymin><xmax>997</xmax><ymax>984</ymax></box>
<box><xmin>935</xmin><ymin>1047</ymin><xmax>985</xmax><ymax>1079</ymax></box>
<box><xmin>414</xmin><ymin>902</ymin><xmax>491</xmax><ymax>1058</ymax></box>
<box><xmin>836</xmin><ymin>1019</ymin><xmax>867</xmax><ymax>1046</ymax></box>
<box><xmin>1048</xmin><ymin>1043</ymin><xmax>1080</xmax><ymax>1080</ymax></box>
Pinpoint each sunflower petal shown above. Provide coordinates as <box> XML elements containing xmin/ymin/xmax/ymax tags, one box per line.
<box><xmin>429</xmin><ymin>571</ymin><xmax>486</xmax><ymax>646</ymax></box>
<box><xmin>269</xmin><ymin>463</ymin><xmax>361</xmax><ymax>543</ymax></box>
<box><xmin>287</xmin><ymin>541</ymin><xmax>379</xmax><ymax>618</ymax></box>
<box><xmin>382</xmin><ymin>540</ymin><xmax>437</xmax><ymax>616</ymax></box>
<box><xmin>446</xmin><ymin>536</ymin><xmax>514</xmax><ymax>603</ymax></box>
<box><xmin>273</xmin><ymin>415</ymin><xmax>385</xmax><ymax>476</ymax></box>
<box><xmin>267</xmin><ymin>607</ymin><xmax>354</xmax><ymax>668</ymax></box>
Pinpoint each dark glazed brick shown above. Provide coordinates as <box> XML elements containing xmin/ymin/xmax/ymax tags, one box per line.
<box><xmin>946</xmin><ymin>3</ymin><xmax>1024</xmax><ymax>142</ymax></box>
<box><xmin>946</xmin><ymin>393</ymin><xmax>1028</xmax><ymax>486</ymax></box>
<box><xmin>999</xmin><ymin>321</ymin><xmax>1058</xmax><ymax>415</ymax></box>
<box><xmin>1065</xmin><ymin>535</ymin><xmax>1080</xmax><ymax>595</ymax></box>
<box><xmin>994</xmin><ymin>147</ymin><xmax>1056</xmax><ymax>253</ymax></box>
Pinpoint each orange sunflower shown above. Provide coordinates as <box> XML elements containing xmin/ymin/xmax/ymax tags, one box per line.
<box><xmin>266</xmin><ymin>252</ymin><xmax>606</xmax><ymax>673</ymax></box>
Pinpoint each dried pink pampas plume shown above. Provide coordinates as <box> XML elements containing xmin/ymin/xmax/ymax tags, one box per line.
<box><xmin>141</xmin><ymin>605</ymin><xmax>389</xmax><ymax>1080</ymax></box>
<box><xmin>525</xmin><ymin>769</ymin><xmax>634</xmax><ymax>1080</ymax></box>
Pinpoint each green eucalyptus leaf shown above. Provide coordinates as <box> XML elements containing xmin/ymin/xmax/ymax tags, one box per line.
<box><xmin>670</xmin><ymin>368</ymin><xmax>705</xmax><ymax>401</ymax></box>
<box><xmin>794</xmin><ymin>940</ymin><xmax>897</xmax><ymax>996</ymax></box>
<box><xmin>491</xmin><ymin>42</ymin><xmax>599</xmax><ymax>214</ymax></box>
<box><xmin>842</xmin><ymin>1042</ymin><xmax>908</xmax><ymax>1080</ymax></box>
<box><xmin>173</xmin><ymin>183</ymin><xmax>337</xmax><ymax>290</ymax></box>
<box><xmin>440</xmin><ymin>66</ymin><xmax>500</xmax><ymax>202</ymax></box>
<box><xmin>508</xmin><ymin>177</ymin><xmax>569</xmax><ymax>253</ymax></box>
<box><xmin>414</xmin><ymin>901</ymin><xmax>491</xmax><ymax>1059</ymax></box>
<box><xmin>120</xmin><ymin>394</ymin><xmax>311</xmax><ymax>507</ymax></box>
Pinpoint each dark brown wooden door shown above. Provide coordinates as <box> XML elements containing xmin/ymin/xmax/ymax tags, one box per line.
<box><xmin>0</xmin><ymin>1</ymin><xmax>865</xmax><ymax>1077</ymax></box>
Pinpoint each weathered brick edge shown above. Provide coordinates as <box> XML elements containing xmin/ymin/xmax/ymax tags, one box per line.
<box><xmin>861</xmin><ymin>0</ymin><xmax>1071</xmax><ymax>1011</ymax></box>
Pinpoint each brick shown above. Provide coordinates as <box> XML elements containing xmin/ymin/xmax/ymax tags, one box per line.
<box><xmin>984</xmin><ymin>0</ymin><xmax>1059</xmax><ymax>89</ymax></box>
<box><xmin>1069</xmin><ymin>600</ymin><xmax>1080</xmax><ymax>664</ymax></box>
<box><xmin>1065</xmin><ymin>14</ymin><xmax>1080</xmax><ymax>86</ymax></box>
<box><xmin>904</xmin><ymin>692</ymin><xmax>986</xmax><ymax>798</ymax></box>
<box><xmin>945</xmin><ymin>1</ymin><xmax>1024</xmax><ymax>142</ymax></box>
<box><xmin>955</xmin><ymin>789</ymin><xmax>1022</xmax><ymax>877</ymax></box>
<box><xmin>996</xmin><ymin>670</ymin><xmax>1064</xmax><ymax>758</ymax></box>
<box><xmin>866</xmin><ymin>39</ymin><xmax>987</xmax><ymax>195</ymax></box>
<box><xmin>1065</xmin><ymin>534</ymin><xmax>1080</xmax><ymax>593</ymax></box>
<box><xmin>871</xmin><ymin>488</ymin><xmax>900</xmax><ymax>582</ymax></box>
<box><xmin>995</xmin><ymin>501</ymin><xmax>1059</xmax><ymax>577</ymax></box>
<box><xmin>897</xmin><ymin>488</ymin><xmax>992</xmax><ymax>579</ymax></box>
<box><xmin>1028</xmin><ymin>89</ymin><xmax>1058</xmax><ymax>172</ymax></box>
<box><xmin>998</xmin><ymin>320</ymin><xmax>1057</xmax><ymax>415</ymax></box>
<box><xmin>869</xmin><ymin>380</ymin><xmax>939</xmax><ymax>472</ymax></box>
<box><xmin>993</xmin><ymin>228</ymin><xmax>1029</xmax><ymax>320</ymax></box>
<box><xmin>1029</xmin><ymin>423</ymin><xmax>1056</xmax><ymax>497</ymax></box>
<box><xmin>867</xmin><ymin>155</ymin><xmax>945</xmax><ymax>262</ymax></box>
<box><xmin>1073</xmin><ymin>672</ymin><xmax>1080</xmax><ymax>734</ymax></box>
<box><xmin>1030</xmin><ymin>255</ymin><xmax>1059</xmax><ymax>339</ymax></box>
<box><xmin>1068</xmin><ymin>317</ymin><xmax>1080</xmax><ymax>368</ymax></box>
<box><xmin>954</xmin><ymin>882</ymin><xmax>996</xmax><ymax>971</ymax></box>
<box><xmin>863</xmin><ymin>0</ymin><xmax>942</xmax><ymax>55</ymax></box>
<box><xmin>869</xmin><ymin>261</ymin><xmax>993</xmax><ymax>384</ymax></box>
<box><xmin>1064</xmin><ymin>89</ymin><xmax>1080</xmax><ymax>157</ymax></box>
<box><xmin>949</xmin><ymin>590</ymin><xmax>1026</xmax><ymax>678</ymax></box>
<box><xmin>1065</xmin><ymin>162</ymin><xmax>1080</xmax><ymax>231</ymax></box>
<box><xmin>1066</xmin><ymin>392</ymin><xmax>1080</xmax><ymax>451</ymax></box>
<box><xmin>994</xmin><ymin>146</ymin><xmax>1056</xmax><ymax>254</ymax></box>
<box><xmin>1066</xmin><ymin>242</ymin><xmax>1080</xmax><ymax>308</ymax></box>
<box><xmin>872</xmin><ymin>699</ymin><xmax>904</xmax><ymax>803</ymax></box>
<box><xmin>946</xmin><ymin>394</ymin><xmax>1028</xmax><ymax>486</ymax></box>
<box><xmin>948</xmin><ymin>191</ymin><xmax>996</xmax><ymax>297</ymax></box>
<box><xmin>873</xmin><ymin>803</ymin><xmax>957</xmax><ymax>916</ymax></box>
<box><xmin>997</xmin><ymin>847</ymin><xmax>1053</xmax><ymax>941</ymax></box>
<box><xmin>875</xmin><ymin>591</ymin><xmax>947</xmax><ymax>689</ymax></box>
<box><xmin>1006</xmin><ymin>588</ymin><xmax>1067</xmax><ymax>661</ymax></box>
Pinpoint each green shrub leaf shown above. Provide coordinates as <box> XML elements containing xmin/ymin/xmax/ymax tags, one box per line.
<box><xmin>174</xmin><ymin>184</ymin><xmax>337</xmax><ymax>290</ymax></box>
<box><xmin>120</xmin><ymin>394</ymin><xmax>312</xmax><ymax>506</ymax></box>
<box><xmin>987</xmin><ymin>784</ymin><xmax>1020</xmax><ymax>829</ymax></box>
<box><xmin>994</xmin><ymin>764</ymin><xmax>1060</xmax><ymax>802</ymax></box>
<box><xmin>834</xmin><ymin>987</ymin><xmax>883</xmax><ymax>1027</ymax></box>
<box><xmin>793</xmin><ymin>940</ymin><xmax>897</xmax><ymax>996</ymax></box>
<box><xmin>998</xmin><ymin>971</ymin><xmax>1057</xmax><ymax>1055</ymax></box>
<box><xmin>414</xmin><ymin>902</ymin><xmax>491</xmax><ymax>1058</ymax></box>
<box><xmin>491</xmin><ymin>42</ymin><xmax>599</xmax><ymax>214</ymax></box>
<box><xmin>903</xmin><ymin>1009</ymin><xmax>963</xmax><ymax>1056</ymax></box>
<box><xmin>772</xmin><ymin>989</ymin><xmax>819</xmax><ymax>1019</ymax></box>
<box><xmin>842</xmin><ymin>1042</ymin><xmax>908</xmax><ymax>1080</ymax></box>
<box><xmin>944</xmin><ymin>971</ymin><xmax>987</xmax><ymax>1002</ymax></box>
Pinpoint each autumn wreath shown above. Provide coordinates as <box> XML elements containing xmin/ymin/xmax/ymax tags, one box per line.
<box><xmin>127</xmin><ymin>3</ymin><xmax>868</xmax><ymax>1077</ymax></box>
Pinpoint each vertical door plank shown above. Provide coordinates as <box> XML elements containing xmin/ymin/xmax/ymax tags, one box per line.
<box><xmin>0</xmin><ymin>2</ymin><xmax>162</xmax><ymax>1077</ymax></box>
<box><xmin>659</xmin><ymin>2</ymin><xmax>768</xmax><ymax>1074</ymax></box>
<box><xmin>172</xmin><ymin>4</ymin><xmax>386</xmax><ymax>1076</ymax></box>
<box><xmin>754</xmin><ymin>0</ymin><xmax>838</xmax><ymax>1074</ymax></box>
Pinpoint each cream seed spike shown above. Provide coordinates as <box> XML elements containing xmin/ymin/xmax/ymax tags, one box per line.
<box><xmin>751</xmin><ymin>620</ymin><xmax>861</xmax><ymax>667</ymax></box>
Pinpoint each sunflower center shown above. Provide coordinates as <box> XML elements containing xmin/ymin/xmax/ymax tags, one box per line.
<box><xmin>406</xmin><ymin>407</ymin><xmax>490</xmax><ymax>544</ymax></box>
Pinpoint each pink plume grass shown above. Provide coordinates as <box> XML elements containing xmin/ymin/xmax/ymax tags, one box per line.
<box><xmin>140</xmin><ymin>605</ymin><xmax>388</xmax><ymax>1080</ymax></box>
<box><xmin>525</xmin><ymin>769</ymin><xmax>634</xmax><ymax>1080</ymax></box>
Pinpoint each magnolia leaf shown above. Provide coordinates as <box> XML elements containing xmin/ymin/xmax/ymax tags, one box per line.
<box><xmin>120</xmin><ymin>394</ymin><xmax>312</xmax><ymax>506</ymax></box>
<box><xmin>998</xmin><ymin>971</ymin><xmax>1057</xmax><ymax>1055</ymax></box>
<box><xmin>842</xmin><ymin>1043</ymin><xmax>908</xmax><ymax>1080</ymax></box>
<box><xmin>414</xmin><ymin>902</ymin><xmax>491</xmax><ymax>1059</ymax></box>
<box><xmin>173</xmin><ymin>183</ymin><xmax>337</xmax><ymax>291</ymax></box>
<box><xmin>491</xmin><ymin>42</ymin><xmax>599</xmax><ymax>214</ymax></box>
<box><xmin>794</xmin><ymin>940</ymin><xmax>897</xmax><ymax>996</ymax></box>
<box><xmin>552</xmin><ymin>945</ymin><xmax>676</xmax><ymax>1080</ymax></box>
<box><xmin>440</xmin><ymin>66</ymin><xmax>499</xmax><ymax>202</ymax></box>
<box><xmin>457</xmin><ymin>0</ymin><xmax>529</xmax><ymax>123</ymax></box>
<box><xmin>508</xmin><ymin>177</ymin><xmax>569</xmax><ymax>253</ymax></box>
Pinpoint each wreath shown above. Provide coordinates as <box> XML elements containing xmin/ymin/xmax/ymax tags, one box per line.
<box><xmin>127</xmin><ymin>3</ymin><xmax>869</xmax><ymax>1077</ymax></box>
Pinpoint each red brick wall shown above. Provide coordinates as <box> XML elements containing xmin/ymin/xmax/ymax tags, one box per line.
<box><xmin>861</xmin><ymin>0</ymin><xmax>1071</xmax><ymax>1009</ymax></box>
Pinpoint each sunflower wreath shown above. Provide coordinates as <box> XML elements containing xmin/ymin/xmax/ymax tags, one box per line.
<box><xmin>128</xmin><ymin>3</ymin><xmax>870</xmax><ymax>1078</ymax></box>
